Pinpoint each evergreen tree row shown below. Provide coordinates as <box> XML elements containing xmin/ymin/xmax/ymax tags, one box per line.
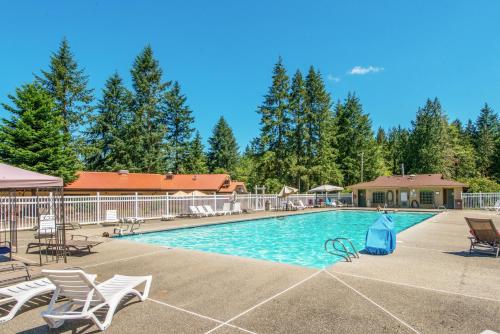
<box><xmin>0</xmin><ymin>40</ymin><xmax>499</xmax><ymax>193</ymax></box>
<box><xmin>0</xmin><ymin>39</ymin><xmax>240</xmax><ymax>182</ymax></box>
<box><xmin>378</xmin><ymin>100</ymin><xmax>500</xmax><ymax>191</ymax></box>
<box><xmin>238</xmin><ymin>58</ymin><xmax>500</xmax><ymax>192</ymax></box>
<box><xmin>241</xmin><ymin>58</ymin><xmax>387</xmax><ymax>192</ymax></box>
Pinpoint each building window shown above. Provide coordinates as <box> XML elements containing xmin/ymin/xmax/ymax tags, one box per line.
<box><xmin>373</xmin><ymin>192</ymin><xmax>385</xmax><ymax>204</ymax></box>
<box><xmin>419</xmin><ymin>191</ymin><xmax>434</xmax><ymax>205</ymax></box>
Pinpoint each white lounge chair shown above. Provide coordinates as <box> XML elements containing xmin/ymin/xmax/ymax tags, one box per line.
<box><xmin>222</xmin><ymin>203</ymin><xmax>232</xmax><ymax>215</ymax></box>
<box><xmin>102</xmin><ymin>210</ymin><xmax>119</xmax><ymax>226</ymax></box>
<box><xmin>0</xmin><ymin>278</ymin><xmax>55</xmax><ymax>323</ymax></box>
<box><xmin>203</xmin><ymin>205</ymin><xmax>219</xmax><ymax>216</ymax></box>
<box><xmin>161</xmin><ymin>214</ymin><xmax>175</xmax><ymax>221</ymax></box>
<box><xmin>288</xmin><ymin>201</ymin><xmax>304</xmax><ymax>211</ymax></box>
<box><xmin>232</xmin><ymin>202</ymin><xmax>242</xmax><ymax>214</ymax></box>
<box><xmin>196</xmin><ymin>205</ymin><xmax>210</xmax><ymax>216</ymax></box>
<box><xmin>189</xmin><ymin>206</ymin><xmax>202</xmax><ymax>217</ymax></box>
<box><xmin>485</xmin><ymin>200</ymin><xmax>500</xmax><ymax>212</ymax></box>
<box><xmin>41</xmin><ymin>269</ymin><xmax>151</xmax><ymax>331</ymax></box>
<box><xmin>297</xmin><ymin>200</ymin><xmax>307</xmax><ymax>210</ymax></box>
<box><xmin>333</xmin><ymin>200</ymin><xmax>344</xmax><ymax>207</ymax></box>
<box><xmin>298</xmin><ymin>200</ymin><xmax>312</xmax><ymax>209</ymax></box>
<box><xmin>113</xmin><ymin>217</ymin><xmax>141</xmax><ymax>236</ymax></box>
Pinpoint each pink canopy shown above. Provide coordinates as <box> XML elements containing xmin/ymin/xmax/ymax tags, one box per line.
<box><xmin>0</xmin><ymin>163</ymin><xmax>63</xmax><ymax>189</ymax></box>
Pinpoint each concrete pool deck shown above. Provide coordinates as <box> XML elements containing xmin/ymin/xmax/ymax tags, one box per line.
<box><xmin>3</xmin><ymin>208</ymin><xmax>500</xmax><ymax>333</ymax></box>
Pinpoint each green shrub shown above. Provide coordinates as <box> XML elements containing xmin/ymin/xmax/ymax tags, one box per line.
<box><xmin>461</xmin><ymin>177</ymin><xmax>500</xmax><ymax>193</ymax></box>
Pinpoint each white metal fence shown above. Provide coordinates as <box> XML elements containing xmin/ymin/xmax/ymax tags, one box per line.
<box><xmin>462</xmin><ymin>192</ymin><xmax>500</xmax><ymax>209</ymax></box>
<box><xmin>0</xmin><ymin>192</ymin><xmax>354</xmax><ymax>230</ymax></box>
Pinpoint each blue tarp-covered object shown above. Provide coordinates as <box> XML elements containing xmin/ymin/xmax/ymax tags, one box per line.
<box><xmin>365</xmin><ymin>215</ymin><xmax>396</xmax><ymax>255</ymax></box>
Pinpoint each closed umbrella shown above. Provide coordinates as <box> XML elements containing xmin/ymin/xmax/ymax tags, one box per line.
<box><xmin>278</xmin><ymin>186</ymin><xmax>298</xmax><ymax>211</ymax></box>
<box><xmin>278</xmin><ymin>186</ymin><xmax>298</xmax><ymax>198</ymax></box>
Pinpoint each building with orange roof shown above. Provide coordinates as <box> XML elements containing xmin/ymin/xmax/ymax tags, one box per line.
<box><xmin>349</xmin><ymin>174</ymin><xmax>467</xmax><ymax>209</ymax></box>
<box><xmin>65</xmin><ymin>170</ymin><xmax>247</xmax><ymax>196</ymax></box>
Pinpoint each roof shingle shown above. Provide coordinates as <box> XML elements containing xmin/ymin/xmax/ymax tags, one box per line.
<box><xmin>350</xmin><ymin>174</ymin><xmax>467</xmax><ymax>189</ymax></box>
<box><xmin>65</xmin><ymin>171</ymin><xmax>239</xmax><ymax>192</ymax></box>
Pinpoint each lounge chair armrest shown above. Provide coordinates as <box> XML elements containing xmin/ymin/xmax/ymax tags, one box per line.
<box><xmin>71</xmin><ymin>234</ymin><xmax>89</xmax><ymax>241</ymax></box>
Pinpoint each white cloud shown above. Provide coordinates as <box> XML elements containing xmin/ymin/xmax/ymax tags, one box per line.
<box><xmin>327</xmin><ymin>74</ymin><xmax>340</xmax><ymax>82</ymax></box>
<box><xmin>349</xmin><ymin>65</ymin><xmax>384</xmax><ymax>75</ymax></box>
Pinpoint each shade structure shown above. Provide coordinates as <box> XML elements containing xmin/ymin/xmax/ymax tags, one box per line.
<box><xmin>172</xmin><ymin>190</ymin><xmax>189</xmax><ymax>196</ymax></box>
<box><xmin>308</xmin><ymin>184</ymin><xmax>344</xmax><ymax>193</ymax></box>
<box><xmin>0</xmin><ymin>163</ymin><xmax>63</xmax><ymax>189</ymax></box>
<box><xmin>278</xmin><ymin>186</ymin><xmax>298</xmax><ymax>198</ymax></box>
<box><xmin>0</xmin><ymin>163</ymin><xmax>65</xmax><ymax>265</ymax></box>
<box><xmin>190</xmin><ymin>190</ymin><xmax>207</xmax><ymax>196</ymax></box>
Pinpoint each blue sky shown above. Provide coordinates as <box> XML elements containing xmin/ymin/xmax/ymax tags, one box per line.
<box><xmin>1</xmin><ymin>0</ymin><xmax>500</xmax><ymax>148</ymax></box>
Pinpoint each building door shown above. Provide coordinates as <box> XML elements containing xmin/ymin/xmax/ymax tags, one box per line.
<box><xmin>443</xmin><ymin>189</ymin><xmax>454</xmax><ymax>209</ymax></box>
<box><xmin>400</xmin><ymin>191</ymin><xmax>409</xmax><ymax>208</ymax></box>
<box><xmin>358</xmin><ymin>190</ymin><xmax>366</xmax><ymax>207</ymax></box>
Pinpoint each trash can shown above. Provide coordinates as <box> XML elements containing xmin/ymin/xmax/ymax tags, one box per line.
<box><xmin>454</xmin><ymin>199</ymin><xmax>463</xmax><ymax>210</ymax></box>
<box><xmin>265</xmin><ymin>200</ymin><xmax>270</xmax><ymax>211</ymax></box>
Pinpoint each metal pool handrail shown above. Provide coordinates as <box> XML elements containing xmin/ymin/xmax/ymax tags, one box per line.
<box><xmin>324</xmin><ymin>237</ymin><xmax>359</xmax><ymax>262</ymax></box>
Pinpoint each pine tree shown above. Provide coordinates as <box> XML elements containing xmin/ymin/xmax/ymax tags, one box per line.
<box><xmin>185</xmin><ymin>131</ymin><xmax>208</xmax><ymax>174</ymax></box>
<box><xmin>207</xmin><ymin>116</ymin><xmax>239</xmax><ymax>175</ymax></box>
<box><xmin>493</xmin><ymin>137</ymin><xmax>500</xmax><ymax>182</ymax></box>
<box><xmin>474</xmin><ymin>103</ymin><xmax>499</xmax><ymax>176</ymax></box>
<box><xmin>376</xmin><ymin>127</ymin><xmax>387</xmax><ymax>145</ymax></box>
<box><xmin>288</xmin><ymin>70</ymin><xmax>309</xmax><ymax>190</ymax></box>
<box><xmin>255</xmin><ymin>57</ymin><xmax>291</xmax><ymax>182</ymax></box>
<box><xmin>36</xmin><ymin>38</ymin><xmax>93</xmax><ymax>136</ymax></box>
<box><xmin>84</xmin><ymin>72</ymin><xmax>133</xmax><ymax>171</ymax></box>
<box><xmin>0</xmin><ymin>83</ymin><xmax>80</xmax><ymax>183</ymax></box>
<box><xmin>334</xmin><ymin>94</ymin><xmax>386</xmax><ymax>185</ymax></box>
<box><xmin>234</xmin><ymin>145</ymin><xmax>258</xmax><ymax>190</ymax></box>
<box><xmin>448</xmin><ymin>122</ymin><xmax>477</xmax><ymax>179</ymax></box>
<box><xmin>304</xmin><ymin>67</ymin><xmax>342</xmax><ymax>188</ymax></box>
<box><xmin>407</xmin><ymin>98</ymin><xmax>452</xmax><ymax>177</ymax></box>
<box><xmin>165</xmin><ymin>81</ymin><xmax>195</xmax><ymax>173</ymax></box>
<box><xmin>129</xmin><ymin>45</ymin><xmax>170</xmax><ymax>173</ymax></box>
<box><xmin>464</xmin><ymin>119</ymin><xmax>476</xmax><ymax>143</ymax></box>
<box><xmin>386</xmin><ymin>126</ymin><xmax>410</xmax><ymax>174</ymax></box>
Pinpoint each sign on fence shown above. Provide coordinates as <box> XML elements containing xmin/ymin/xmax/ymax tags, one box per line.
<box><xmin>40</xmin><ymin>214</ymin><xmax>56</xmax><ymax>232</ymax></box>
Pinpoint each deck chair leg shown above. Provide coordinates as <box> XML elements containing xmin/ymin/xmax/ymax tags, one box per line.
<box><xmin>44</xmin><ymin>301</ymin><xmax>72</xmax><ymax>328</ymax></box>
<box><xmin>0</xmin><ymin>299</ymin><xmax>23</xmax><ymax>323</ymax></box>
<box><xmin>90</xmin><ymin>303</ymin><xmax>115</xmax><ymax>331</ymax></box>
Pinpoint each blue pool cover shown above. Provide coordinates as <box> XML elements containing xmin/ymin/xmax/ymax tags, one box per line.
<box><xmin>365</xmin><ymin>214</ymin><xmax>396</xmax><ymax>255</ymax></box>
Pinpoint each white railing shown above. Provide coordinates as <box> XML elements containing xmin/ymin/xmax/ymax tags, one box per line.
<box><xmin>0</xmin><ymin>192</ymin><xmax>354</xmax><ymax>230</ymax></box>
<box><xmin>462</xmin><ymin>192</ymin><xmax>500</xmax><ymax>209</ymax></box>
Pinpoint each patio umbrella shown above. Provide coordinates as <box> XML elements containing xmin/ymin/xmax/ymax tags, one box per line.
<box><xmin>308</xmin><ymin>185</ymin><xmax>344</xmax><ymax>193</ymax></box>
<box><xmin>278</xmin><ymin>185</ymin><xmax>298</xmax><ymax>198</ymax></box>
<box><xmin>172</xmin><ymin>190</ymin><xmax>189</xmax><ymax>196</ymax></box>
<box><xmin>308</xmin><ymin>184</ymin><xmax>344</xmax><ymax>206</ymax></box>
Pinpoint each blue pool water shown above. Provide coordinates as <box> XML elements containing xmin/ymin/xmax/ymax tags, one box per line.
<box><xmin>120</xmin><ymin>210</ymin><xmax>434</xmax><ymax>268</ymax></box>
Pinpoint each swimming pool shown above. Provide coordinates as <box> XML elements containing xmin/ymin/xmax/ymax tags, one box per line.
<box><xmin>120</xmin><ymin>210</ymin><xmax>434</xmax><ymax>268</ymax></box>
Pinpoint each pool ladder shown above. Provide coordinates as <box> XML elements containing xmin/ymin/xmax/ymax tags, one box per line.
<box><xmin>324</xmin><ymin>238</ymin><xmax>359</xmax><ymax>262</ymax></box>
